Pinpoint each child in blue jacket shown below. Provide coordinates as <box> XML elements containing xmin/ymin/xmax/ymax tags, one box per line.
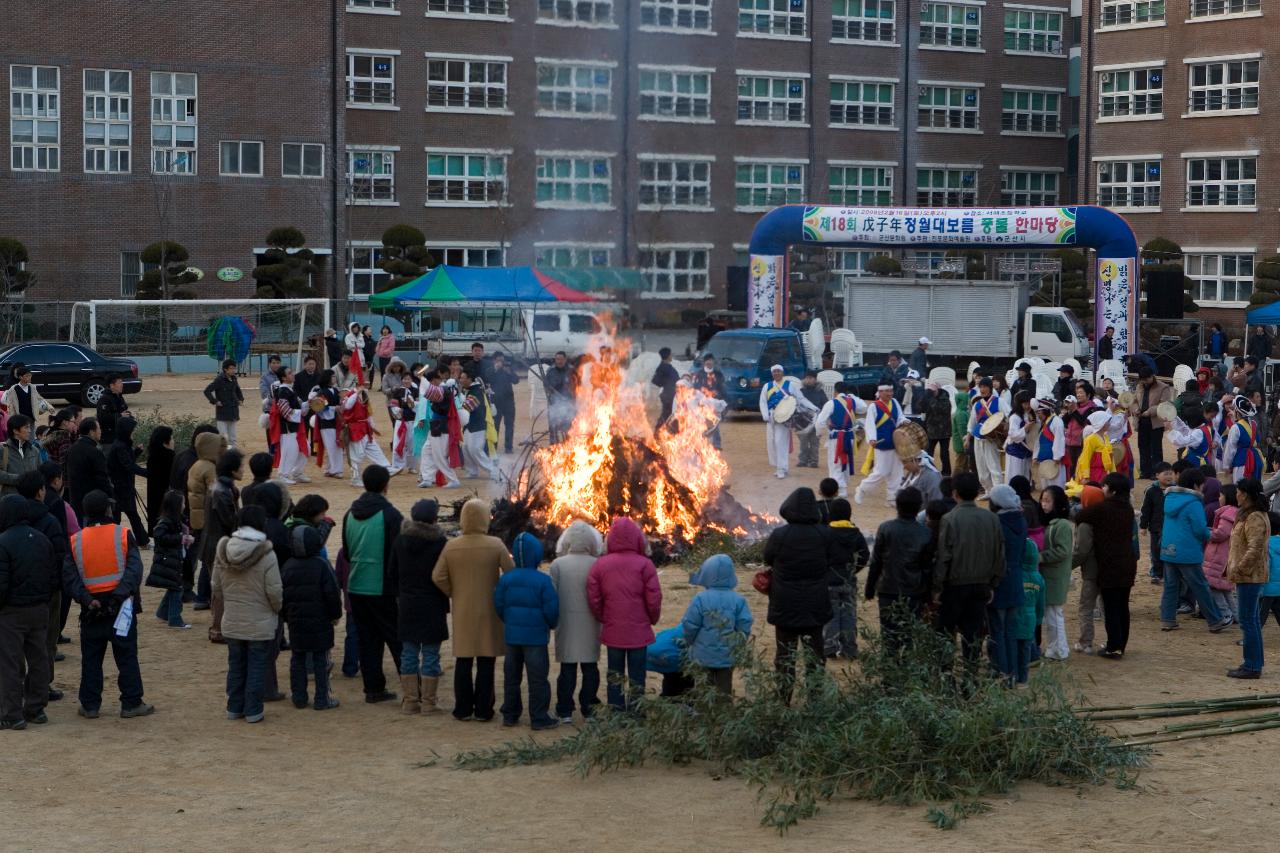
<box><xmin>494</xmin><ymin>532</ymin><xmax>560</xmax><ymax>730</ymax></box>
<box><xmin>1259</xmin><ymin>512</ymin><xmax>1280</xmax><ymax>627</ymax></box>
<box><xmin>680</xmin><ymin>554</ymin><xmax>753</xmax><ymax>695</ymax></box>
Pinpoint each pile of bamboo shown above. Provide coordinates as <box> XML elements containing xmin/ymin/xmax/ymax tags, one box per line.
<box><xmin>1077</xmin><ymin>693</ymin><xmax>1280</xmax><ymax>746</ymax></box>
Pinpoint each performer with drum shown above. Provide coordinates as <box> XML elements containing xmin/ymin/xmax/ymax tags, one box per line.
<box><xmin>1222</xmin><ymin>395</ymin><xmax>1265</xmax><ymax>482</ymax></box>
<box><xmin>308</xmin><ymin>369</ymin><xmax>344</xmax><ymax>478</ymax></box>
<box><xmin>1033</xmin><ymin>397</ymin><xmax>1067</xmax><ymax>490</ymax></box>
<box><xmin>816</xmin><ymin>381</ymin><xmax>867</xmax><ymax>498</ymax></box>
<box><xmin>1169</xmin><ymin>400</ymin><xmax>1217</xmax><ymax>468</ymax></box>
<box><xmin>965</xmin><ymin>376</ymin><xmax>1004</xmax><ymax>498</ymax></box>
<box><xmin>1004</xmin><ymin>391</ymin><xmax>1037</xmax><ymax>485</ymax></box>
<box><xmin>759</xmin><ymin>365</ymin><xmax>814</xmax><ymax>479</ymax></box>
<box><xmin>854</xmin><ymin>383</ymin><xmax>906</xmax><ymax>506</ymax></box>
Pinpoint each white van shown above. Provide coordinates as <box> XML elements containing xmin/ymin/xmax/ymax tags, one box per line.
<box><xmin>521</xmin><ymin>307</ymin><xmax>611</xmax><ymax>359</ymax></box>
<box><xmin>409</xmin><ymin>303</ymin><xmax>624</xmax><ymax>361</ymax></box>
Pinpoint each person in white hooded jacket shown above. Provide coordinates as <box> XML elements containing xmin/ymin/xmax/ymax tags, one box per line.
<box><xmin>549</xmin><ymin>520</ymin><xmax>603</xmax><ymax>724</ymax></box>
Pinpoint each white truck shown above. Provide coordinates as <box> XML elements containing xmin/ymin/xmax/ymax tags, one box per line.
<box><xmin>841</xmin><ymin>277</ymin><xmax>1090</xmax><ymax>364</ymax></box>
<box><xmin>394</xmin><ymin>304</ymin><xmax>625</xmax><ymax>362</ymax></box>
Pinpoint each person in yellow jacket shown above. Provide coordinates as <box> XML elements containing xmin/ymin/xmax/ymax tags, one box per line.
<box><xmin>1076</xmin><ymin>410</ymin><xmax>1118</xmax><ymax>483</ymax></box>
<box><xmin>61</xmin><ymin>489</ymin><xmax>153</xmax><ymax>720</ymax></box>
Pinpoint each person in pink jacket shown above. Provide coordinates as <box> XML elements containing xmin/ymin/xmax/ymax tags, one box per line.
<box><xmin>586</xmin><ymin>517</ymin><xmax>661</xmax><ymax>711</ymax></box>
<box><xmin>374</xmin><ymin>326</ymin><xmax>397</xmax><ymax>385</ymax></box>
<box><xmin>1203</xmin><ymin>484</ymin><xmax>1239</xmax><ymax>623</ymax></box>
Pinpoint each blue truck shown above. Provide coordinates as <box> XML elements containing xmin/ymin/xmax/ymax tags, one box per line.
<box><xmin>700</xmin><ymin>327</ymin><xmax>883</xmax><ymax>411</ymax></box>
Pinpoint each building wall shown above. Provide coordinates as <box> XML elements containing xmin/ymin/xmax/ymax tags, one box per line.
<box><xmin>0</xmin><ymin>0</ymin><xmax>344</xmax><ymax>301</ymax></box>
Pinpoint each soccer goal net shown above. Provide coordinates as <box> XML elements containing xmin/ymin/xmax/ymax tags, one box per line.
<box><xmin>69</xmin><ymin>299</ymin><xmax>331</xmax><ymax>363</ymax></box>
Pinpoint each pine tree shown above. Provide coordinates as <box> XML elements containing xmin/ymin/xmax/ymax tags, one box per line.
<box><xmin>251</xmin><ymin>227</ymin><xmax>317</xmax><ymax>299</ymax></box>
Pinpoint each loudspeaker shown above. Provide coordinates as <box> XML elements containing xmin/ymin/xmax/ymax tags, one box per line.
<box><xmin>1145</xmin><ymin>269</ymin><xmax>1184</xmax><ymax>319</ymax></box>
<box><xmin>726</xmin><ymin>266</ymin><xmax>748</xmax><ymax>312</ymax></box>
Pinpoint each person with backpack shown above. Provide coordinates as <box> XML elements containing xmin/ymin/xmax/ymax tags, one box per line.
<box><xmin>281</xmin><ymin>524</ymin><xmax>342</xmax><ymax>710</ymax></box>
<box><xmin>145</xmin><ymin>490</ymin><xmax>191</xmax><ymax>629</ymax></box>
<box><xmin>494</xmin><ymin>532</ymin><xmax>560</xmax><ymax>730</ymax></box>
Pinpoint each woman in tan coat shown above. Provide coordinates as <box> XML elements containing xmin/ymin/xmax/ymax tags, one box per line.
<box><xmin>431</xmin><ymin>499</ymin><xmax>513</xmax><ymax>722</ymax></box>
<box><xmin>1227</xmin><ymin>478</ymin><xmax>1270</xmax><ymax>679</ymax></box>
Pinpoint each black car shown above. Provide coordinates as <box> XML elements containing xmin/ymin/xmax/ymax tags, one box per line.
<box><xmin>0</xmin><ymin>341</ymin><xmax>142</xmax><ymax>406</ymax></box>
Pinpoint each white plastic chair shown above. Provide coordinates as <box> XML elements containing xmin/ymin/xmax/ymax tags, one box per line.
<box><xmin>626</xmin><ymin>351</ymin><xmax>661</xmax><ymax>400</ymax></box>
<box><xmin>817</xmin><ymin>369</ymin><xmax>842</xmax><ymax>398</ymax></box>
<box><xmin>1171</xmin><ymin>363</ymin><xmax>1194</xmax><ymax>390</ymax></box>
<box><xmin>528</xmin><ymin>365</ymin><xmax>548</xmax><ymax>418</ymax></box>
<box><xmin>927</xmin><ymin>366</ymin><xmax>957</xmax><ymax>388</ymax></box>
<box><xmin>1062</xmin><ymin>357</ymin><xmax>1084</xmax><ymax>378</ymax></box>
<box><xmin>805</xmin><ymin>317</ymin><xmax>825</xmax><ymax>368</ymax></box>
<box><xmin>831</xmin><ymin>340</ymin><xmax>858</xmax><ymax>369</ymax></box>
<box><xmin>1097</xmin><ymin>359</ymin><xmax>1129</xmax><ymax>392</ymax></box>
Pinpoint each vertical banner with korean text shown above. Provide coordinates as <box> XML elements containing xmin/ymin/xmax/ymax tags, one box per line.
<box><xmin>748</xmin><ymin>254</ymin><xmax>784</xmax><ymax>328</ymax></box>
<box><xmin>1095</xmin><ymin>257</ymin><xmax>1137</xmax><ymax>359</ymax></box>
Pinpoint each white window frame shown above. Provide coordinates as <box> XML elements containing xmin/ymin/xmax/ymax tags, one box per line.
<box><xmin>1094</xmin><ymin>155</ymin><xmax>1162</xmax><ymax>211</ymax></box>
<box><xmin>834</xmin><ymin>249</ymin><xmax>893</xmax><ymax>278</ymax></box>
<box><xmin>426</xmin><ymin>242</ymin><xmax>507</xmax><ymax>267</ymax></box>
<box><xmin>638</xmin><ymin>65</ymin><xmax>714</xmax><ymax>123</ymax></box>
<box><xmin>1183</xmin><ymin>153</ymin><xmax>1257</xmax><ymax>210</ymax></box>
<box><xmin>734</xmin><ymin>158</ymin><xmax>807</xmax><ymax>211</ymax></box>
<box><xmin>425</xmin><ymin>147</ymin><xmax>509</xmax><ymax>207</ymax></box>
<box><xmin>829</xmin><ymin>76</ymin><xmax>896</xmax><ymax>129</ymax></box>
<box><xmin>828</xmin><ymin>161</ymin><xmax>895</xmax><ymax>206</ymax></box>
<box><xmin>537</xmin><ymin>0</ymin><xmax>616</xmax><ymax>27</ymax></box>
<box><xmin>637</xmin><ymin>154</ymin><xmax>714</xmax><ymax>211</ymax></box>
<box><xmin>347</xmin><ymin>145</ymin><xmax>397</xmax><ymax>204</ymax></box>
<box><xmin>1003</xmin><ymin>5</ymin><xmax>1064</xmax><ymax>55</ymax></box>
<box><xmin>920</xmin><ymin>1</ymin><xmax>984</xmax><ymax>50</ymax></box>
<box><xmin>535</xmin><ymin>59</ymin><xmax>615</xmax><ymax>119</ymax></box>
<box><xmin>534</xmin><ymin>243</ymin><xmax>615</xmax><ymax>268</ymax></box>
<box><xmin>915</xmin><ymin>165</ymin><xmax>980</xmax><ymax>206</ymax></box>
<box><xmin>535</xmin><ymin>150</ymin><xmax>614</xmax><ymax>210</ymax></box>
<box><xmin>640</xmin><ymin>0</ymin><xmax>714</xmax><ymax>32</ymax></box>
<box><xmin>738</xmin><ymin>0</ymin><xmax>808</xmax><ymax>39</ymax></box>
<box><xmin>1185</xmin><ymin>56</ymin><xmax>1260</xmax><ymax>115</ymax></box>
<box><xmin>10</xmin><ymin>64</ymin><xmax>60</xmax><ymax>173</ymax></box>
<box><xmin>1000</xmin><ymin>168</ymin><xmax>1061</xmax><ymax>205</ymax></box>
<box><xmin>150</xmin><ymin>71</ymin><xmax>197</xmax><ymax>175</ymax></box>
<box><xmin>120</xmin><ymin>251</ymin><xmax>156</xmax><ymax>298</ymax></box>
<box><xmin>219</xmin><ymin>140</ymin><xmax>263</xmax><ymax>177</ymax></box>
<box><xmin>1097</xmin><ymin>64</ymin><xmax>1164</xmax><ymax>121</ymax></box>
<box><xmin>639</xmin><ymin>244</ymin><xmax>713</xmax><ymax>299</ymax></box>
<box><xmin>346</xmin><ymin>241</ymin><xmax>391</xmax><ymax>299</ymax></box>
<box><xmin>346</xmin><ymin>50</ymin><xmax>398</xmax><ymax>110</ymax></box>
<box><xmin>1186</xmin><ymin>252</ymin><xmax>1254</xmax><ymax>307</ymax></box>
<box><xmin>831</xmin><ymin>0</ymin><xmax>897</xmax><ymax>44</ymax></box>
<box><xmin>1001</xmin><ymin>85</ymin><xmax>1063</xmax><ymax>136</ymax></box>
<box><xmin>917</xmin><ymin>82</ymin><xmax>982</xmax><ymax>132</ymax></box>
<box><xmin>1099</xmin><ymin>0</ymin><xmax>1165</xmax><ymax>27</ymax></box>
<box><xmin>425</xmin><ymin>53</ymin><xmax>511</xmax><ymax>114</ymax></box>
<box><xmin>83</xmin><ymin>68</ymin><xmax>130</xmax><ymax>174</ymax></box>
<box><xmin>348</xmin><ymin>0</ymin><xmax>399</xmax><ymax>13</ymax></box>
<box><xmin>282</xmin><ymin>142</ymin><xmax>325</xmax><ymax>179</ymax></box>
<box><xmin>736</xmin><ymin>71</ymin><xmax>808</xmax><ymax>125</ymax></box>
<box><xmin>426</xmin><ymin>0</ymin><xmax>510</xmax><ymax>18</ymax></box>
<box><xmin>1189</xmin><ymin>0</ymin><xmax>1259</xmax><ymax>19</ymax></box>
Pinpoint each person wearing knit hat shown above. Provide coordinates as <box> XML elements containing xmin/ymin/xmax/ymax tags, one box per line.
<box><xmin>758</xmin><ymin>365</ymin><xmax>813</xmax><ymax>479</ymax></box>
<box><xmin>988</xmin><ymin>483</ymin><xmax>1028</xmax><ymax>683</ymax></box>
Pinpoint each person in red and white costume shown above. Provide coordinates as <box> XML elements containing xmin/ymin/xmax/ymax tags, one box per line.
<box><xmin>270</xmin><ymin>366</ymin><xmax>310</xmax><ymax>485</ymax></box>
<box><xmin>342</xmin><ymin>388</ymin><xmax>391</xmax><ymax>487</ymax></box>
<box><xmin>387</xmin><ymin>386</ymin><xmax>414</xmax><ymax>477</ymax></box>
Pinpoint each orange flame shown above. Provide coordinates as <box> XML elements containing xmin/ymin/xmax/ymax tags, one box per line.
<box><xmin>532</xmin><ymin>326</ymin><xmax>729</xmax><ymax>539</ymax></box>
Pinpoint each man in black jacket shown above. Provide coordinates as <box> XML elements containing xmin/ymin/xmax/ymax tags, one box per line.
<box><xmin>864</xmin><ymin>487</ymin><xmax>934</xmax><ymax>658</ymax></box>
<box><xmin>0</xmin><ymin>492</ymin><xmax>57</xmax><ymax>728</ymax></box>
<box><xmin>95</xmin><ymin>375</ymin><xmax>130</xmax><ymax>446</ymax></box>
<box><xmin>105</xmin><ymin>417</ymin><xmax>149</xmax><ymax>548</ymax></box>
<box><xmin>203</xmin><ymin>359</ymin><xmax>244</xmax><ymax>449</ymax></box>
<box><xmin>66</xmin><ymin>418</ymin><xmax>113</xmax><ymax>523</ymax></box>
<box><xmin>1010</xmin><ymin>362</ymin><xmax>1036</xmax><ymax>400</ymax></box>
<box><xmin>487</xmin><ymin>352</ymin><xmax>519</xmax><ymax>455</ymax></box>
<box><xmin>651</xmin><ymin>347</ymin><xmax>680</xmax><ymax>429</ymax></box>
<box><xmin>1051</xmin><ymin>364</ymin><xmax>1076</xmax><ymax>403</ymax></box>
<box><xmin>16</xmin><ymin>470</ymin><xmax>67</xmax><ymax>704</ymax></box>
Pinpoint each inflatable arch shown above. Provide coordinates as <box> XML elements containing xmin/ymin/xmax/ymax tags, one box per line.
<box><xmin>748</xmin><ymin>205</ymin><xmax>1139</xmax><ymax>358</ymax></box>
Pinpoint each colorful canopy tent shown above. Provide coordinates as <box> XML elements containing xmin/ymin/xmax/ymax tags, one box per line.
<box><xmin>1246</xmin><ymin>301</ymin><xmax>1280</xmax><ymax>325</ymax></box>
<box><xmin>368</xmin><ymin>265</ymin><xmax>601</xmax><ymax>310</ymax></box>
<box><xmin>533</xmin><ymin>267</ymin><xmax>645</xmax><ymax>291</ymax></box>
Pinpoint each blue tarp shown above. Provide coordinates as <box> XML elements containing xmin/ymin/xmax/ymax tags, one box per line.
<box><xmin>1247</xmin><ymin>301</ymin><xmax>1280</xmax><ymax>325</ymax></box>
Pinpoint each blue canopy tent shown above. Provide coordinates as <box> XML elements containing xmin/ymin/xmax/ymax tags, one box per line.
<box><xmin>1246</xmin><ymin>302</ymin><xmax>1280</xmax><ymax>325</ymax></box>
<box><xmin>368</xmin><ymin>265</ymin><xmax>598</xmax><ymax>310</ymax></box>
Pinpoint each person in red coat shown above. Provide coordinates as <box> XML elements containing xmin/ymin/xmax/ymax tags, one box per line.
<box><xmin>586</xmin><ymin>517</ymin><xmax>661</xmax><ymax>711</ymax></box>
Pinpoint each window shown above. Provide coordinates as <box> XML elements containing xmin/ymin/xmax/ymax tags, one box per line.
<box><xmin>1096</xmin><ymin>159</ymin><xmax>1161</xmax><ymax>208</ymax></box>
<box><xmin>219</xmin><ymin>141</ymin><xmax>263</xmax><ymax>177</ymax></box>
<box><xmin>535</xmin><ymin>245</ymin><xmax>612</xmax><ymax>267</ymax></box>
<box><xmin>1190</xmin><ymin>0</ymin><xmax>1258</xmax><ymax>17</ymax></box>
<box><xmin>10</xmin><ymin>64</ymin><xmax>60</xmax><ymax>172</ymax></box>
<box><xmin>1000</xmin><ymin>170</ymin><xmax>1059</xmax><ymax>205</ymax></box>
<box><xmin>639</xmin><ymin>246</ymin><xmax>711</xmax><ymax>296</ymax></box>
<box><xmin>427</xmin><ymin>244</ymin><xmax>505</xmax><ymax>266</ymax></box>
<box><xmin>347</xmin><ymin>244</ymin><xmax>390</xmax><ymax>297</ymax></box>
<box><xmin>916</xmin><ymin>167</ymin><xmax>978</xmax><ymax>206</ymax></box>
<box><xmin>150</xmin><ymin>71</ymin><xmax>196</xmax><ymax>174</ymax></box>
<box><xmin>829</xmin><ymin>164</ymin><xmax>893</xmax><ymax>206</ymax></box>
<box><xmin>346</xmin><ymin>53</ymin><xmax>395</xmax><ymax>106</ymax></box>
<box><xmin>349</xmin><ymin>0</ymin><xmax>397</xmax><ymax>9</ymax></box>
<box><xmin>83</xmin><ymin>69</ymin><xmax>130</xmax><ymax>174</ymax></box>
<box><xmin>735</xmin><ymin>161</ymin><xmax>806</xmax><ymax>209</ymax></box>
<box><xmin>1100</xmin><ymin>0</ymin><xmax>1165</xmax><ymax>26</ymax></box>
<box><xmin>1186</xmin><ymin>156</ymin><xmax>1257</xmax><ymax>208</ymax></box>
<box><xmin>739</xmin><ymin>0</ymin><xmax>807</xmax><ymax>36</ymax></box>
<box><xmin>347</xmin><ymin>148</ymin><xmax>395</xmax><ymax>202</ymax></box>
<box><xmin>638</xmin><ymin>67</ymin><xmax>712</xmax><ymax>121</ymax></box>
<box><xmin>638</xmin><ymin>157</ymin><xmax>712</xmax><ymax>209</ymax></box>
<box><xmin>920</xmin><ymin>2</ymin><xmax>982</xmax><ymax>48</ymax></box>
<box><xmin>1003</xmin><ymin>8</ymin><xmax>1063</xmax><ymax>54</ymax></box>
<box><xmin>834</xmin><ymin>249</ymin><xmax>892</xmax><ymax>277</ymax></box>
<box><xmin>535</xmin><ymin>153</ymin><xmax>613</xmax><ymax>208</ymax></box>
<box><xmin>641</xmin><ymin>0</ymin><xmax>713</xmax><ymax>30</ymax></box>
<box><xmin>427</xmin><ymin>56</ymin><xmax>508</xmax><ymax>111</ymax></box>
<box><xmin>832</xmin><ymin>0</ymin><xmax>895</xmax><ymax>42</ymax></box>
<box><xmin>737</xmin><ymin>74</ymin><xmax>807</xmax><ymax>123</ymax></box>
<box><xmin>427</xmin><ymin>0</ymin><xmax>508</xmax><ymax>14</ymax></box>
<box><xmin>1188</xmin><ymin>59</ymin><xmax>1260</xmax><ymax>113</ymax></box>
<box><xmin>1099</xmin><ymin>67</ymin><xmax>1163</xmax><ymax>117</ymax></box>
<box><xmin>282</xmin><ymin>143</ymin><xmax>324</xmax><ymax>178</ymax></box>
<box><xmin>536</xmin><ymin>62</ymin><xmax>613</xmax><ymax>117</ymax></box>
<box><xmin>538</xmin><ymin>0</ymin><xmax>614</xmax><ymax>25</ymax></box>
<box><xmin>829</xmin><ymin>78</ymin><xmax>894</xmax><ymax>126</ymax></box>
<box><xmin>426</xmin><ymin>150</ymin><xmax>507</xmax><ymax>204</ymax></box>
<box><xmin>121</xmin><ymin>252</ymin><xmax>141</xmax><ymax>298</ymax></box>
<box><xmin>1001</xmin><ymin>88</ymin><xmax>1061</xmax><ymax>134</ymax></box>
<box><xmin>917</xmin><ymin>84</ymin><xmax>980</xmax><ymax>130</ymax></box>
<box><xmin>1187</xmin><ymin>253</ymin><xmax>1253</xmax><ymax>305</ymax></box>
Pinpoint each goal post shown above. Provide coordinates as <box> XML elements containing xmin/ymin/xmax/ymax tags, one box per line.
<box><xmin>69</xmin><ymin>299</ymin><xmax>331</xmax><ymax>366</ymax></box>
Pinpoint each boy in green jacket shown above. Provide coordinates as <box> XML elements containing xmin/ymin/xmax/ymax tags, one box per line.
<box><xmin>1013</xmin><ymin>539</ymin><xmax>1045</xmax><ymax>687</ymax></box>
<box><xmin>951</xmin><ymin>382</ymin><xmax>972</xmax><ymax>474</ymax></box>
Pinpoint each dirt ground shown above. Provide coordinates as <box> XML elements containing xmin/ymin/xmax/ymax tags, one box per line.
<box><xmin>5</xmin><ymin>373</ymin><xmax>1278</xmax><ymax>852</ymax></box>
